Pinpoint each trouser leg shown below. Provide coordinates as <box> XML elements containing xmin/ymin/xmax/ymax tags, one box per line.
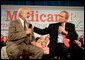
<box><xmin>69</xmin><ymin>42</ymin><xmax>84</xmax><ymax>60</ymax></box>
<box><xmin>6</xmin><ymin>44</ymin><xmax>23</xmax><ymax>59</ymax></box>
<box><xmin>56</xmin><ymin>43</ymin><xmax>68</xmax><ymax>60</ymax></box>
<box><xmin>22</xmin><ymin>43</ymin><xmax>44</xmax><ymax>59</ymax></box>
<box><xmin>27</xmin><ymin>45</ymin><xmax>44</xmax><ymax>59</ymax></box>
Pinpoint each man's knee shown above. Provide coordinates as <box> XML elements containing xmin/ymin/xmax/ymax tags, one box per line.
<box><xmin>39</xmin><ymin>48</ymin><xmax>44</xmax><ymax>54</ymax></box>
<box><xmin>36</xmin><ymin>47</ymin><xmax>44</xmax><ymax>55</ymax></box>
<box><xmin>7</xmin><ymin>48</ymin><xmax>22</xmax><ymax>59</ymax></box>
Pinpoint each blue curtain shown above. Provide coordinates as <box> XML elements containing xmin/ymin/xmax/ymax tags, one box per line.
<box><xmin>1</xmin><ymin>1</ymin><xmax>84</xmax><ymax>6</ymax></box>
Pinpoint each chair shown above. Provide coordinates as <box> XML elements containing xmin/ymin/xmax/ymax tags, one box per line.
<box><xmin>21</xmin><ymin>52</ymin><xmax>31</xmax><ymax>59</ymax></box>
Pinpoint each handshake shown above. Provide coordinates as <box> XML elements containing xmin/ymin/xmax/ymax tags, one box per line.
<box><xmin>25</xmin><ymin>28</ymin><xmax>32</xmax><ymax>34</ymax></box>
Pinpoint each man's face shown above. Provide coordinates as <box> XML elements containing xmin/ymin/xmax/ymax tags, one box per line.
<box><xmin>42</xmin><ymin>42</ymin><xmax>46</xmax><ymax>47</ymax></box>
<box><xmin>40</xmin><ymin>36</ymin><xmax>43</xmax><ymax>40</ymax></box>
<box><xmin>37</xmin><ymin>39</ymin><xmax>41</xmax><ymax>43</ymax></box>
<box><xmin>22</xmin><ymin>9</ymin><xmax>30</xmax><ymax>21</ymax></box>
<box><xmin>3</xmin><ymin>37</ymin><xmax>7</xmax><ymax>42</ymax></box>
<box><xmin>58</xmin><ymin>12</ymin><xmax>67</xmax><ymax>23</ymax></box>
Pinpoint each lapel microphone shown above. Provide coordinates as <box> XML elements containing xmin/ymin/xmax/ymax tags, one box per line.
<box><xmin>27</xmin><ymin>24</ymin><xmax>32</xmax><ymax>36</ymax></box>
<box><xmin>29</xmin><ymin>24</ymin><xmax>32</xmax><ymax>28</ymax></box>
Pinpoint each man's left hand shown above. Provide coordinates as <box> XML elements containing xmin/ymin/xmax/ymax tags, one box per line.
<box><xmin>59</xmin><ymin>26</ymin><xmax>68</xmax><ymax>34</ymax></box>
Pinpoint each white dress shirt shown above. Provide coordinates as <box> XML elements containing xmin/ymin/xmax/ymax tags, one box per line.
<box><xmin>57</xmin><ymin>23</ymin><xmax>70</xmax><ymax>43</ymax></box>
<box><xmin>19</xmin><ymin>17</ymin><xmax>28</xmax><ymax>29</ymax></box>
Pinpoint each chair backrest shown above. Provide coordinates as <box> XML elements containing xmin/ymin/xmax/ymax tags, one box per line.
<box><xmin>1</xmin><ymin>46</ymin><xmax>9</xmax><ymax>59</ymax></box>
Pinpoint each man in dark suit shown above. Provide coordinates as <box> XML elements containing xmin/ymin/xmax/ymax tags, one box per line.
<box><xmin>34</xmin><ymin>11</ymin><xmax>84</xmax><ymax>60</ymax></box>
<box><xmin>6</xmin><ymin>8</ymin><xmax>43</xmax><ymax>59</ymax></box>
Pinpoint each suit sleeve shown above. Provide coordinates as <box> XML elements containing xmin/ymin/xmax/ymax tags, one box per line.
<box><xmin>8</xmin><ymin>21</ymin><xmax>27</xmax><ymax>41</ymax></box>
<box><xmin>66</xmin><ymin>24</ymin><xmax>78</xmax><ymax>40</ymax></box>
<box><xmin>34</xmin><ymin>25</ymin><xmax>51</xmax><ymax>35</ymax></box>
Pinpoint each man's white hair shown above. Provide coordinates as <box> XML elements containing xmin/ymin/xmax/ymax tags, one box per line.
<box><xmin>18</xmin><ymin>8</ymin><xmax>24</xmax><ymax>16</ymax></box>
<box><xmin>18</xmin><ymin>7</ymin><xmax>29</xmax><ymax>17</ymax></box>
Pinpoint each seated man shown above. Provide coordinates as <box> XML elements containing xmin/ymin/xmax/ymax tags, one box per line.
<box><xmin>41</xmin><ymin>41</ymin><xmax>49</xmax><ymax>54</ymax></box>
<box><xmin>78</xmin><ymin>34</ymin><xmax>84</xmax><ymax>49</ymax></box>
<box><xmin>6</xmin><ymin>8</ymin><xmax>44</xmax><ymax>59</ymax></box>
<box><xmin>35</xmin><ymin>37</ymin><xmax>42</xmax><ymax>48</ymax></box>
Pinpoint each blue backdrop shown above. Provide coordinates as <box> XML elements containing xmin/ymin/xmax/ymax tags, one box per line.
<box><xmin>1</xmin><ymin>1</ymin><xmax>84</xmax><ymax>6</ymax></box>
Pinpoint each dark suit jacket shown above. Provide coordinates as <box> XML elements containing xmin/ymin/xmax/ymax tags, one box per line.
<box><xmin>34</xmin><ymin>22</ymin><xmax>78</xmax><ymax>48</ymax></box>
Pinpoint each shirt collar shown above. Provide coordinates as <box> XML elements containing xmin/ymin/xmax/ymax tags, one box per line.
<box><xmin>19</xmin><ymin>17</ymin><xmax>24</xmax><ymax>23</ymax></box>
<box><xmin>18</xmin><ymin>17</ymin><xmax>24</xmax><ymax>27</ymax></box>
<box><xmin>62</xmin><ymin>22</ymin><xmax>66</xmax><ymax>28</ymax></box>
